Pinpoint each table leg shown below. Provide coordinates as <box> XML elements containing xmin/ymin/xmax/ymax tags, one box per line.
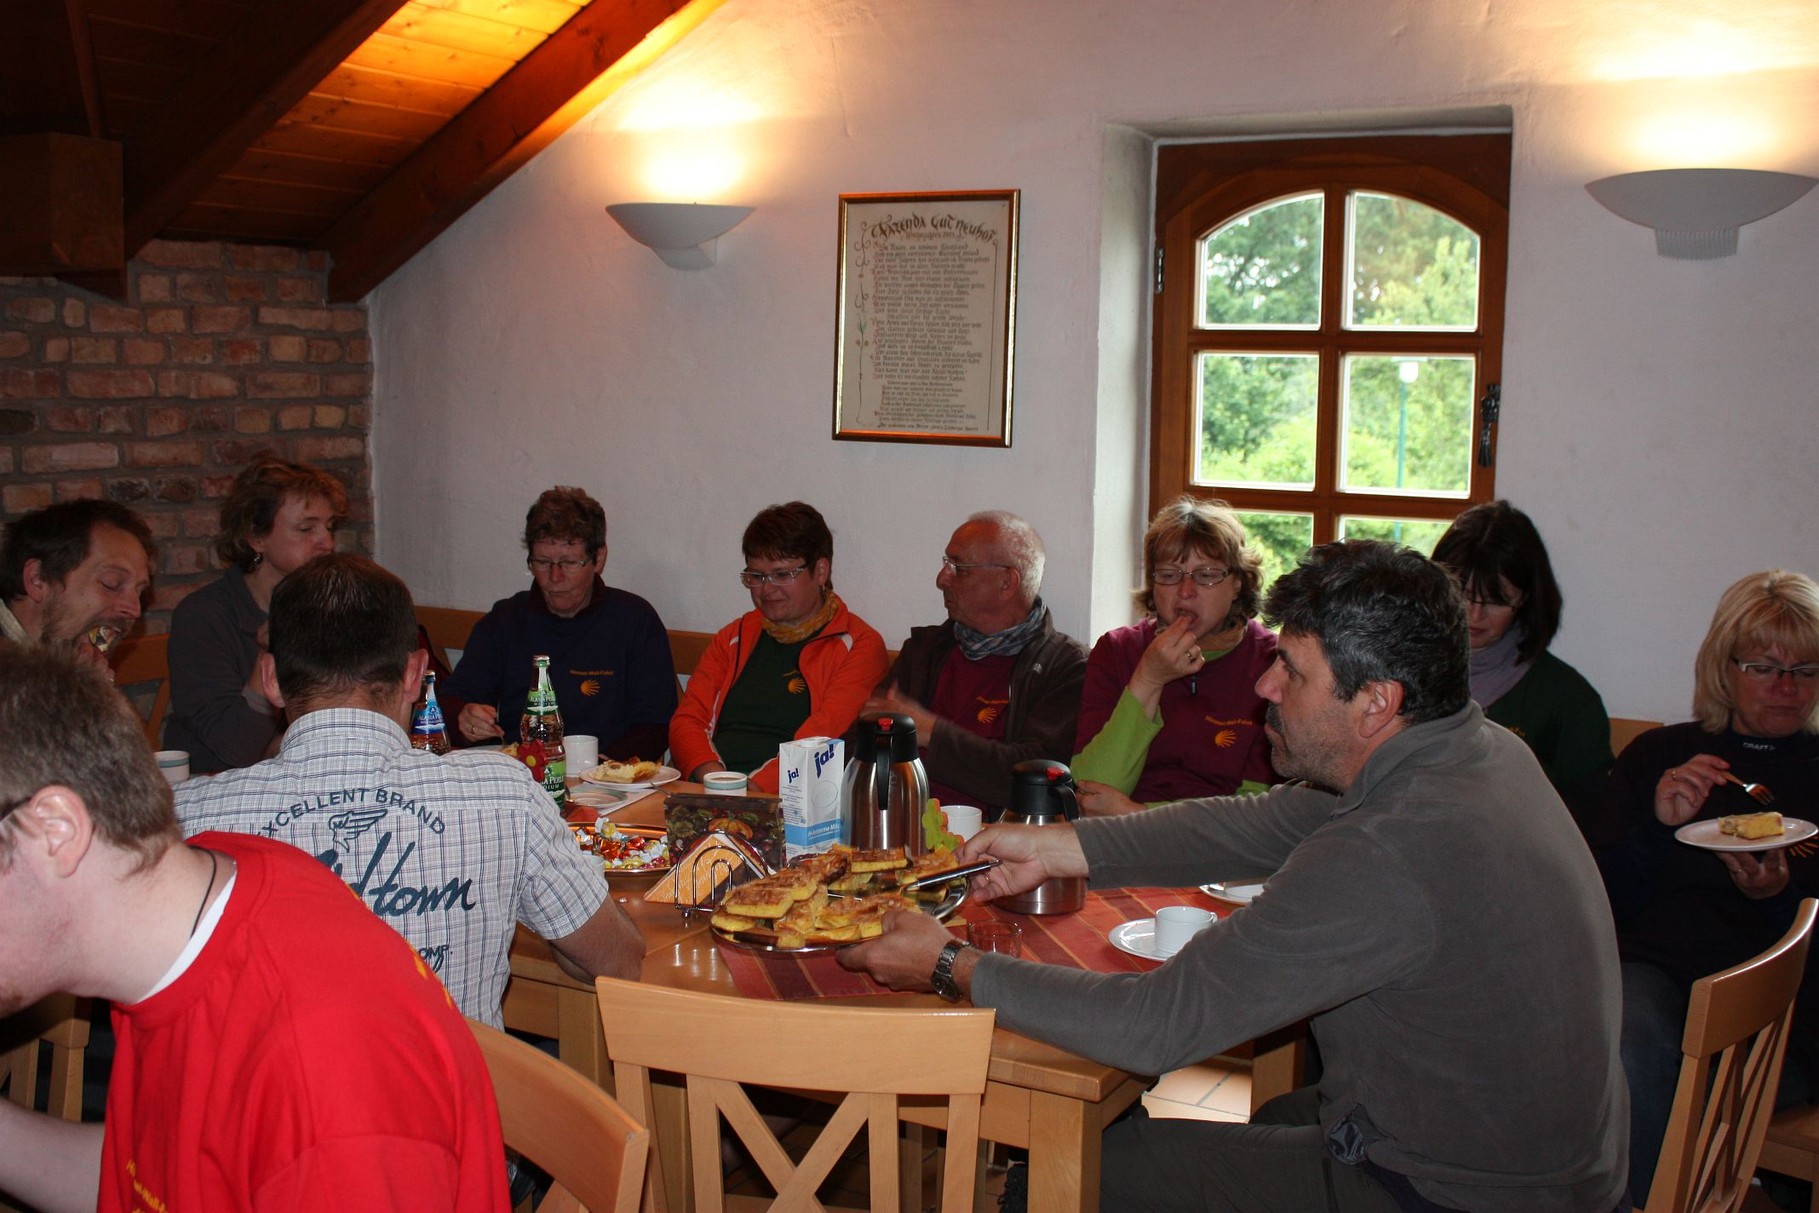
<box><xmin>1027</xmin><ymin>1089</ymin><xmax>1097</xmax><ymax>1213</ymax></box>
<box><xmin>1248</xmin><ymin>1023</ymin><xmax>1307</xmax><ymax>1114</ymax></box>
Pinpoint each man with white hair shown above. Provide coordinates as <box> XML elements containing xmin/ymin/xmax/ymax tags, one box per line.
<box><xmin>867</xmin><ymin>511</ymin><xmax>1086</xmax><ymax>815</ymax></box>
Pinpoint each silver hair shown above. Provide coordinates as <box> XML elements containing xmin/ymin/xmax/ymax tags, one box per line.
<box><xmin>966</xmin><ymin>510</ymin><xmax>1045</xmax><ymax>602</ymax></box>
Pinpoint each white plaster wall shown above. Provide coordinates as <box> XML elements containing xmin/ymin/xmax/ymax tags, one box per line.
<box><xmin>371</xmin><ymin>0</ymin><xmax>1819</xmax><ymax>726</ymax></box>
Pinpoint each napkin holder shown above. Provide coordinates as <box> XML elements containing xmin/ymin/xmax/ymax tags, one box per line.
<box><xmin>643</xmin><ymin>830</ymin><xmax>774</xmax><ymax>913</ymax></box>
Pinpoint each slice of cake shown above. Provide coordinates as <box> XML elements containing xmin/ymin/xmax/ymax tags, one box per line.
<box><xmin>1719</xmin><ymin>811</ymin><xmax>1784</xmax><ymax>840</ymax></box>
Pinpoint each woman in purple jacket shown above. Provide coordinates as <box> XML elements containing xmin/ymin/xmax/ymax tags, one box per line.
<box><xmin>1072</xmin><ymin>496</ymin><xmax>1278</xmax><ymax>809</ymax></box>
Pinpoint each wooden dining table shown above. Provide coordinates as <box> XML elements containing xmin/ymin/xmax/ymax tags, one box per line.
<box><xmin>504</xmin><ymin>784</ymin><xmax>1305</xmax><ymax>1213</ymax></box>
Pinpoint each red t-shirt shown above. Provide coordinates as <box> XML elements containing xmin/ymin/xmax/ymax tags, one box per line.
<box><xmin>925</xmin><ymin>648</ymin><xmax>1017</xmax><ymax>807</ymax></box>
<box><xmin>99</xmin><ymin>832</ymin><xmax>509</xmax><ymax>1213</ymax></box>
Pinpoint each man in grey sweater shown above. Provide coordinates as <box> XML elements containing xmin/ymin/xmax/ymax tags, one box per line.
<box><xmin>845</xmin><ymin>540</ymin><xmax>1628</xmax><ymax>1213</ymax></box>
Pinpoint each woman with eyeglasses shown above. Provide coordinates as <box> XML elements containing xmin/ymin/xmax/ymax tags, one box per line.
<box><xmin>165</xmin><ymin>453</ymin><xmax>347</xmax><ymax>773</ymax></box>
<box><xmin>1431</xmin><ymin>500</ymin><xmax>1614</xmax><ymax>839</ymax></box>
<box><xmin>669</xmin><ymin>501</ymin><xmax>888</xmax><ymax>793</ymax></box>
<box><xmin>1599</xmin><ymin>569</ymin><xmax>1819</xmax><ymax>1206</ymax></box>
<box><xmin>444</xmin><ymin>485</ymin><xmax>677</xmax><ymax>758</ymax></box>
<box><xmin>1070</xmin><ymin>497</ymin><xmax>1279</xmax><ymax>811</ymax></box>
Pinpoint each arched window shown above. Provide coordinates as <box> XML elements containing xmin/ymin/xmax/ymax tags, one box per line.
<box><xmin>1151</xmin><ymin>134</ymin><xmax>1511</xmax><ymax>583</ymax></box>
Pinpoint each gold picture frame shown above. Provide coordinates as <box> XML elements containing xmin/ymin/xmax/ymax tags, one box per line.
<box><xmin>832</xmin><ymin>189</ymin><xmax>1019</xmax><ymax>447</ymax></box>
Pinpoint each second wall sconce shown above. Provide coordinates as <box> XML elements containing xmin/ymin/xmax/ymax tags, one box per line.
<box><xmin>1585</xmin><ymin>167</ymin><xmax>1816</xmax><ymax>259</ymax></box>
<box><xmin>606</xmin><ymin>202</ymin><xmax>754</xmax><ymax>270</ymax></box>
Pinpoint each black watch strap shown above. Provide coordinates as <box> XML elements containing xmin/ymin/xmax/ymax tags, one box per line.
<box><xmin>931</xmin><ymin>939</ymin><xmax>972</xmax><ymax>1002</ymax></box>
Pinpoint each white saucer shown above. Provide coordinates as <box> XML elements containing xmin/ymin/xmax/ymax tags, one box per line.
<box><xmin>1108</xmin><ymin>918</ymin><xmax>1180</xmax><ymax>961</ymax></box>
<box><xmin>1201</xmin><ymin>881</ymin><xmax>1265</xmax><ymax>905</ymax></box>
<box><xmin>1675</xmin><ymin>817</ymin><xmax>1817</xmax><ymax>853</ymax></box>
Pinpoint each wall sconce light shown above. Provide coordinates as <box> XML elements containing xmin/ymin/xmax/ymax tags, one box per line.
<box><xmin>605</xmin><ymin>202</ymin><xmax>754</xmax><ymax>269</ymax></box>
<box><xmin>1585</xmin><ymin>168</ymin><xmax>1816</xmax><ymax>259</ymax></box>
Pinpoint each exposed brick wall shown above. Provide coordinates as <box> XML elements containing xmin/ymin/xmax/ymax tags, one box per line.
<box><xmin>0</xmin><ymin>240</ymin><xmax>373</xmax><ymax>631</ymax></box>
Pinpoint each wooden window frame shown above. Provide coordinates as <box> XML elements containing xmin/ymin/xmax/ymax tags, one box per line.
<box><xmin>1149</xmin><ymin>134</ymin><xmax>1511</xmax><ymax>538</ymax></box>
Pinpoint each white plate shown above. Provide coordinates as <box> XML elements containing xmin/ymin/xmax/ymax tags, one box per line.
<box><xmin>1675</xmin><ymin>817</ymin><xmax>1817</xmax><ymax>853</ymax></box>
<box><xmin>1201</xmin><ymin>881</ymin><xmax>1266</xmax><ymax>905</ymax></box>
<box><xmin>569</xmin><ymin>786</ymin><xmax>659</xmax><ymax>813</ymax></box>
<box><xmin>581</xmin><ymin>764</ymin><xmax>680</xmax><ymax>791</ymax></box>
<box><xmin>1108</xmin><ymin>918</ymin><xmax>1180</xmax><ymax>962</ymax></box>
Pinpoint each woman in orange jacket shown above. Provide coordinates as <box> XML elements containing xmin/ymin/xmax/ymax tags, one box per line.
<box><xmin>669</xmin><ymin>502</ymin><xmax>888</xmax><ymax>793</ymax></box>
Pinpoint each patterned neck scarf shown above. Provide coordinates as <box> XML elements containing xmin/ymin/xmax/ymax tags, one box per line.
<box><xmin>954</xmin><ymin>599</ymin><xmax>1046</xmax><ymax>661</ymax></box>
<box><xmin>762</xmin><ymin>589</ymin><xmax>843</xmax><ymax>645</ymax></box>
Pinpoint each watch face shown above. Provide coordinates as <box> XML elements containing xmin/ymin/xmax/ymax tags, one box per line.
<box><xmin>932</xmin><ymin>940</ymin><xmax>967</xmax><ymax>1001</ymax></box>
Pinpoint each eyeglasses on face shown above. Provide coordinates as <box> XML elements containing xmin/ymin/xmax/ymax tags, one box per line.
<box><xmin>1731</xmin><ymin>659</ymin><xmax>1819</xmax><ymax>685</ymax></box>
<box><xmin>740</xmin><ymin>565</ymin><xmax>810</xmax><ymax>588</ymax></box>
<box><xmin>527</xmin><ymin>557</ymin><xmax>591</xmax><ymax>575</ymax></box>
<box><xmin>940</xmin><ymin>556</ymin><xmax>1011</xmax><ymax>576</ymax></box>
<box><xmin>1152</xmin><ymin>566</ymin><xmax>1232</xmax><ymax>588</ymax></box>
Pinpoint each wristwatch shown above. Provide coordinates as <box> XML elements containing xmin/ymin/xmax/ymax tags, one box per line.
<box><xmin>931</xmin><ymin>939</ymin><xmax>972</xmax><ymax>1002</ymax></box>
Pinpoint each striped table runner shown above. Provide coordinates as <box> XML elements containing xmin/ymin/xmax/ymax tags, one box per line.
<box><xmin>718</xmin><ymin>886</ymin><xmax>1230</xmax><ymax>1001</ymax></box>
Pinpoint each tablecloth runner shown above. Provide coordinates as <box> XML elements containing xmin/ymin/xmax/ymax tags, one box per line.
<box><xmin>718</xmin><ymin>886</ymin><xmax>1230</xmax><ymax>1001</ymax></box>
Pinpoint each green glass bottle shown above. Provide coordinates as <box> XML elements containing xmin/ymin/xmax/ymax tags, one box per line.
<box><xmin>520</xmin><ymin>655</ymin><xmax>567</xmax><ymax>808</ymax></box>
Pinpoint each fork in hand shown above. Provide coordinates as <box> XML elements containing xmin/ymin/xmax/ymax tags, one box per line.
<box><xmin>1720</xmin><ymin>771</ymin><xmax>1776</xmax><ymax>805</ymax></box>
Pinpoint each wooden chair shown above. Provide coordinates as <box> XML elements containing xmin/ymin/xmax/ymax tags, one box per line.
<box><xmin>1611</xmin><ymin>717</ymin><xmax>1663</xmax><ymax>760</ymax></box>
<box><xmin>416</xmin><ymin>605</ymin><xmax>486</xmax><ymax>671</ymax></box>
<box><xmin>469</xmin><ymin>1019</ymin><xmax>648</xmax><ymax>1213</ymax></box>
<box><xmin>1760</xmin><ymin>1101</ymin><xmax>1819</xmax><ymax>1213</ymax></box>
<box><xmin>595</xmin><ymin>977</ymin><xmax>995</xmax><ymax>1213</ymax></box>
<box><xmin>1643</xmin><ymin>898</ymin><xmax>1817</xmax><ymax>1212</ymax></box>
<box><xmin>111</xmin><ymin>631</ymin><xmax>171</xmax><ymax>747</ymax></box>
<box><xmin>0</xmin><ymin>995</ymin><xmax>92</xmax><ymax>1123</ymax></box>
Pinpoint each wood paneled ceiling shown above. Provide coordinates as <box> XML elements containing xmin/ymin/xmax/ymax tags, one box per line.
<box><xmin>0</xmin><ymin>0</ymin><xmax>724</xmax><ymax>300</ymax></box>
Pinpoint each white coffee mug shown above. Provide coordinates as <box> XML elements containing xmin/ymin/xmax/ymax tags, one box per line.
<box><xmin>1154</xmin><ymin>905</ymin><xmax>1215</xmax><ymax>956</ymax></box>
<box><xmin>565</xmin><ymin>735</ymin><xmax>599</xmax><ymax>775</ymax></box>
<box><xmin>943</xmin><ymin>805</ymin><xmax>984</xmax><ymax>840</ymax></box>
<box><xmin>155</xmin><ymin>750</ymin><xmax>191</xmax><ymax>785</ymax></box>
<box><xmin>703</xmin><ymin>771</ymin><xmax>748</xmax><ymax>796</ymax></box>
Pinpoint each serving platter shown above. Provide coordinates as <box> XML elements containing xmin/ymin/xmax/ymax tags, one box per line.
<box><xmin>709</xmin><ymin>876</ymin><xmax>970</xmax><ymax>955</ymax></box>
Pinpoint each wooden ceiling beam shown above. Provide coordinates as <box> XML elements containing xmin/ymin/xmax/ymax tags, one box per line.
<box><xmin>120</xmin><ymin>0</ymin><xmax>414</xmax><ymax>256</ymax></box>
<box><xmin>322</xmin><ymin>0</ymin><xmax>728</xmax><ymax>301</ymax></box>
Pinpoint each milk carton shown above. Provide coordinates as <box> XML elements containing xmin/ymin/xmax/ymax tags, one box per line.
<box><xmin>779</xmin><ymin>735</ymin><xmax>844</xmax><ymax>861</ymax></box>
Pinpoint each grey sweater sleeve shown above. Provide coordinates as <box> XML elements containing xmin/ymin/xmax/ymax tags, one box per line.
<box><xmin>973</xmin><ymin>788</ymin><xmax>1435</xmax><ymax>1076</ymax></box>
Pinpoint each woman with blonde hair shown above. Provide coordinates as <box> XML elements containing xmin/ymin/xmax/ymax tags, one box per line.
<box><xmin>1601</xmin><ymin>569</ymin><xmax>1819</xmax><ymax>1206</ymax></box>
<box><xmin>1071</xmin><ymin>496</ymin><xmax>1277</xmax><ymax>809</ymax></box>
<box><xmin>164</xmin><ymin>453</ymin><xmax>346</xmax><ymax>773</ymax></box>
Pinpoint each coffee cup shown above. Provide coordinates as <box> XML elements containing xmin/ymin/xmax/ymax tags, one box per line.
<box><xmin>156</xmin><ymin>750</ymin><xmax>191</xmax><ymax>785</ymax></box>
<box><xmin>703</xmin><ymin>771</ymin><xmax>748</xmax><ymax>796</ymax></box>
<box><xmin>1153</xmin><ymin>905</ymin><xmax>1215</xmax><ymax>956</ymax></box>
<box><xmin>566</xmin><ymin>735</ymin><xmax>599</xmax><ymax>775</ymax></box>
<box><xmin>944</xmin><ymin>805</ymin><xmax>984</xmax><ymax>841</ymax></box>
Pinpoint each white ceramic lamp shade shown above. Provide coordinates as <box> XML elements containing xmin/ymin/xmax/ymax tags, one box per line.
<box><xmin>1585</xmin><ymin>168</ymin><xmax>1817</xmax><ymax>260</ymax></box>
<box><xmin>605</xmin><ymin>202</ymin><xmax>754</xmax><ymax>269</ymax></box>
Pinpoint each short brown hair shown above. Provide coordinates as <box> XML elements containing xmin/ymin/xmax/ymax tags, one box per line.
<box><xmin>1692</xmin><ymin>570</ymin><xmax>1819</xmax><ymax>734</ymax></box>
<box><xmin>1135</xmin><ymin>496</ymin><xmax>1263</xmax><ymax>625</ymax></box>
<box><xmin>0</xmin><ymin>648</ymin><xmax>177</xmax><ymax>870</ymax></box>
<box><xmin>743</xmin><ymin>502</ymin><xmax>833</xmax><ymax>573</ymax></box>
<box><xmin>524</xmin><ymin>486</ymin><xmax>606</xmax><ymax>558</ymax></box>
<box><xmin>215</xmin><ymin>453</ymin><xmax>348</xmax><ymax>571</ymax></box>
<box><xmin>268</xmin><ymin>554</ymin><xmax>418</xmax><ymax>706</ymax></box>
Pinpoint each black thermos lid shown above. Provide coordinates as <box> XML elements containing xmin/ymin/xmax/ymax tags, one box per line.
<box><xmin>856</xmin><ymin>710</ymin><xmax>920</xmax><ymax>762</ymax></box>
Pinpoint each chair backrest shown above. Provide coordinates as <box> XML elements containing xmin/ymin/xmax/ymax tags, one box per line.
<box><xmin>595</xmin><ymin>977</ymin><xmax>995</xmax><ymax>1213</ymax></box>
<box><xmin>1645</xmin><ymin>898</ymin><xmax>1817</xmax><ymax>1213</ymax></box>
<box><xmin>0</xmin><ymin>994</ymin><xmax>92</xmax><ymax>1122</ymax></box>
<box><xmin>416</xmin><ymin>605</ymin><xmax>485</xmax><ymax>671</ymax></box>
<box><xmin>111</xmin><ymin>631</ymin><xmax>170</xmax><ymax>747</ymax></box>
<box><xmin>468</xmin><ymin>1018</ymin><xmax>649</xmax><ymax>1213</ymax></box>
<box><xmin>1610</xmin><ymin>717</ymin><xmax>1663</xmax><ymax>760</ymax></box>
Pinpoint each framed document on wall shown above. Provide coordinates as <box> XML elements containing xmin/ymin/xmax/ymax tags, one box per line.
<box><xmin>833</xmin><ymin>189</ymin><xmax>1019</xmax><ymax>447</ymax></box>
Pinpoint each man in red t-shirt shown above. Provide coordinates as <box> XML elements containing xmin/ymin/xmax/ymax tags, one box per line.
<box><xmin>0</xmin><ymin>647</ymin><xmax>508</xmax><ymax>1213</ymax></box>
<box><xmin>866</xmin><ymin>511</ymin><xmax>1086</xmax><ymax>815</ymax></box>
